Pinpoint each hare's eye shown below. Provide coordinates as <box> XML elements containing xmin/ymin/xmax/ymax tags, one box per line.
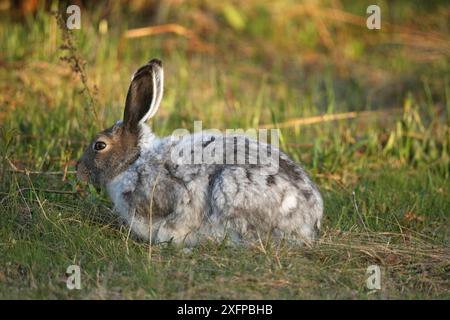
<box><xmin>93</xmin><ymin>141</ymin><xmax>107</xmax><ymax>151</ymax></box>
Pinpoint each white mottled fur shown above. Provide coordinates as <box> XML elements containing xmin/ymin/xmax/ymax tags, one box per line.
<box><xmin>107</xmin><ymin>123</ymin><xmax>323</xmax><ymax>246</ymax></box>
<box><xmin>91</xmin><ymin>59</ymin><xmax>324</xmax><ymax>247</ymax></box>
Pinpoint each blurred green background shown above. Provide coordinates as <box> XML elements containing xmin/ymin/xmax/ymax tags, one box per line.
<box><xmin>0</xmin><ymin>0</ymin><xmax>448</xmax><ymax>299</ymax></box>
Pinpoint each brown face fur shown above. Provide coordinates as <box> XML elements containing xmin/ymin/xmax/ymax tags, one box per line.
<box><xmin>77</xmin><ymin>123</ymin><xmax>141</xmax><ymax>187</ymax></box>
<box><xmin>77</xmin><ymin>59</ymin><xmax>163</xmax><ymax>187</ymax></box>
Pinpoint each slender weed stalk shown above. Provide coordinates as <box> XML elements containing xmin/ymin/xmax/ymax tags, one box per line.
<box><xmin>53</xmin><ymin>11</ymin><xmax>101</xmax><ymax>128</ymax></box>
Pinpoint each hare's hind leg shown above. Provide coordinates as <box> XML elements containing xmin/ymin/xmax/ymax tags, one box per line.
<box><xmin>206</xmin><ymin>166</ymin><xmax>278</xmax><ymax>243</ymax></box>
<box><xmin>207</xmin><ymin>166</ymin><xmax>323</xmax><ymax>245</ymax></box>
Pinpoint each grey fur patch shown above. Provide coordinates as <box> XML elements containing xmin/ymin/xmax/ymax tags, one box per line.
<box><xmin>122</xmin><ymin>190</ymin><xmax>133</xmax><ymax>205</ymax></box>
<box><xmin>245</xmin><ymin>169</ymin><xmax>252</xmax><ymax>181</ymax></box>
<box><xmin>302</xmin><ymin>189</ymin><xmax>313</xmax><ymax>201</ymax></box>
<box><xmin>208</xmin><ymin>165</ymin><xmax>225</xmax><ymax>190</ymax></box>
<box><xmin>266</xmin><ymin>174</ymin><xmax>276</xmax><ymax>185</ymax></box>
<box><xmin>202</xmin><ymin>136</ymin><xmax>215</xmax><ymax>148</ymax></box>
<box><xmin>278</xmin><ymin>157</ymin><xmax>304</xmax><ymax>182</ymax></box>
<box><xmin>164</xmin><ymin>162</ymin><xmax>188</xmax><ymax>190</ymax></box>
<box><xmin>207</xmin><ymin>165</ymin><xmax>225</xmax><ymax>215</ymax></box>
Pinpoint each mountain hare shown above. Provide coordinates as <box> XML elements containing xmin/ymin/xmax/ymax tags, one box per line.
<box><xmin>77</xmin><ymin>59</ymin><xmax>323</xmax><ymax>246</ymax></box>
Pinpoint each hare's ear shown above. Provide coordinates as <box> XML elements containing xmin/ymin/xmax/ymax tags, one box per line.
<box><xmin>123</xmin><ymin>59</ymin><xmax>164</xmax><ymax>131</ymax></box>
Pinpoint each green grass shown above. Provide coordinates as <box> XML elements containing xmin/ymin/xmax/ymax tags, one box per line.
<box><xmin>0</xmin><ymin>167</ymin><xmax>448</xmax><ymax>299</ymax></box>
<box><xmin>0</xmin><ymin>1</ymin><xmax>449</xmax><ymax>299</ymax></box>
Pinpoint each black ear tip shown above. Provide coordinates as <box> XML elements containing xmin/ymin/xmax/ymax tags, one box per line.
<box><xmin>149</xmin><ymin>58</ymin><xmax>162</xmax><ymax>67</ymax></box>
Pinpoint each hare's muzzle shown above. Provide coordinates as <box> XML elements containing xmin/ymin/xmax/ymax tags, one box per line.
<box><xmin>76</xmin><ymin>160</ymin><xmax>90</xmax><ymax>183</ymax></box>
